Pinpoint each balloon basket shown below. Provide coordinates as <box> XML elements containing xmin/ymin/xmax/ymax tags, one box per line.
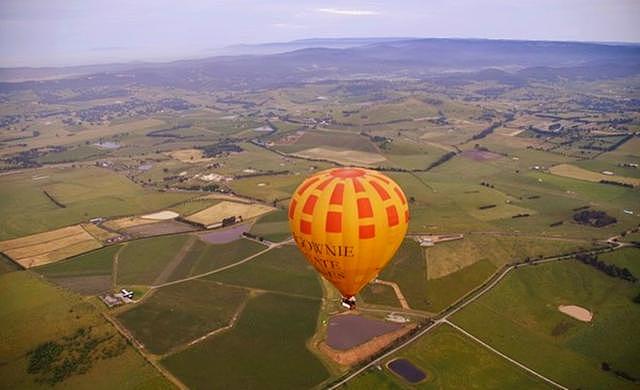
<box><xmin>341</xmin><ymin>296</ymin><xmax>356</xmax><ymax>310</ymax></box>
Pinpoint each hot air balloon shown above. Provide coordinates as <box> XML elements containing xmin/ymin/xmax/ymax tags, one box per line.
<box><xmin>288</xmin><ymin>167</ymin><xmax>409</xmax><ymax>308</ymax></box>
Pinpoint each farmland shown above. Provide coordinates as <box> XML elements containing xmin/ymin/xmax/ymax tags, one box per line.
<box><xmin>117</xmin><ymin>279</ymin><xmax>248</xmax><ymax>355</ymax></box>
<box><xmin>0</xmin><ymin>271</ymin><xmax>171</xmax><ymax>389</ymax></box>
<box><xmin>451</xmin><ymin>260</ymin><xmax>640</xmax><ymax>389</ymax></box>
<box><xmin>0</xmin><ymin>225</ymin><xmax>102</xmax><ymax>268</ymax></box>
<box><xmin>161</xmin><ymin>293</ymin><xmax>329</xmax><ymax>389</ymax></box>
<box><xmin>0</xmin><ymin>36</ymin><xmax>639</xmax><ymax>389</ymax></box>
<box><xmin>345</xmin><ymin>324</ymin><xmax>547</xmax><ymax>389</ymax></box>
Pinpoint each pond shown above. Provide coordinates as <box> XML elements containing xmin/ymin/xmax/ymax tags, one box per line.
<box><xmin>387</xmin><ymin>358</ymin><xmax>427</xmax><ymax>383</ymax></box>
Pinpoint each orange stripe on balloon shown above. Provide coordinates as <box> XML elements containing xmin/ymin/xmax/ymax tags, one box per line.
<box><xmin>394</xmin><ymin>187</ymin><xmax>406</xmax><ymax>205</ymax></box>
<box><xmin>359</xmin><ymin>224</ymin><xmax>375</xmax><ymax>239</ymax></box>
<box><xmin>386</xmin><ymin>205</ymin><xmax>399</xmax><ymax>226</ymax></box>
<box><xmin>288</xmin><ymin>199</ymin><xmax>297</xmax><ymax>219</ymax></box>
<box><xmin>370</xmin><ymin>180</ymin><xmax>390</xmax><ymax>201</ymax></box>
<box><xmin>316</xmin><ymin>177</ymin><xmax>335</xmax><ymax>190</ymax></box>
<box><xmin>352</xmin><ymin>177</ymin><xmax>365</xmax><ymax>193</ymax></box>
<box><xmin>405</xmin><ymin>209</ymin><xmax>410</xmax><ymax>223</ymax></box>
<box><xmin>300</xmin><ymin>220</ymin><xmax>311</xmax><ymax>234</ymax></box>
<box><xmin>330</xmin><ymin>183</ymin><xmax>344</xmax><ymax>205</ymax></box>
<box><xmin>372</xmin><ymin>174</ymin><xmax>390</xmax><ymax>184</ymax></box>
<box><xmin>357</xmin><ymin>198</ymin><xmax>373</xmax><ymax>218</ymax></box>
<box><xmin>302</xmin><ymin>195</ymin><xmax>318</xmax><ymax>214</ymax></box>
<box><xmin>297</xmin><ymin>177</ymin><xmax>320</xmax><ymax>195</ymax></box>
<box><xmin>325</xmin><ymin>211</ymin><xmax>342</xmax><ymax>233</ymax></box>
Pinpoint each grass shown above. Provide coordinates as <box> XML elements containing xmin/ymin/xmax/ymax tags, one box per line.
<box><xmin>0</xmin><ymin>166</ymin><xmax>197</xmax><ymax>240</ymax></box>
<box><xmin>249</xmin><ymin>209</ymin><xmax>291</xmax><ymax>242</ymax></box>
<box><xmin>359</xmin><ymin>283</ymin><xmax>401</xmax><ymax>307</ymax></box>
<box><xmin>34</xmin><ymin>245</ymin><xmax>119</xmax><ymax>279</ymax></box>
<box><xmin>0</xmin><ymin>271</ymin><xmax>171</xmax><ymax>389</ymax></box>
<box><xmin>345</xmin><ymin>324</ymin><xmax>547</xmax><ymax>389</ymax></box>
<box><xmin>206</xmin><ymin>245</ymin><xmax>323</xmax><ymax>298</ymax></box>
<box><xmin>167</xmin><ymin>238</ymin><xmax>265</xmax><ymax>280</ymax></box>
<box><xmin>168</xmin><ymin>198</ymin><xmax>221</xmax><ymax>216</ymax></box>
<box><xmin>117</xmin><ymin>235</ymin><xmax>191</xmax><ymax>286</ymax></box>
<box><xmin>161</xmin><ymin>292</ymin><xmax>329</xmax><ymax>389</ymax></box>
<box><xmin>117</xmin><ymin>279</ymin><xmax>248</xmax><ymax>355</ymax></box>
<box><xmin>451</xmin><ymin>260</ymin><xmax>640</xmax><ymax>389</ymax></box>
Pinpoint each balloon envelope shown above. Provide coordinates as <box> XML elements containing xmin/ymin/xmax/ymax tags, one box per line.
<box><xmin>288</xmin><ymin>167</ymin><xmax>409</xmax><ymax>298</ymax></box>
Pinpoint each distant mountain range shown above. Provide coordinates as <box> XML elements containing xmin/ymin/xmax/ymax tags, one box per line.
<box><xmin>1</xmin><ymin>37</ymin><xmax>639</xmax><ymax>90</ymax></box>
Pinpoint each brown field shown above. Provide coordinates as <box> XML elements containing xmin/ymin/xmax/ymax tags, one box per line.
<box><xmin>185</xmin><ymin>201</ymin><xmax>273</xmax><ymax>227</ymax></box>
<box><xmin>166</xmin><ymin>148</ymin><xmax>214</xmax><ymax>163</ymax></box>
<box><xmin>292</xmin><ymin>147</ymin><xmax>386</xmax><ymax>166</ymax></box>
<box><xmin>550</xmin><ymin>164</ymin><xmax>640</xmax><ymax>187</ymax></box>
<box><xmin>558</xmin><ymin>305</ymin><xmax>593</xmax><ymax>322</ymax></box>
<box><xmin>0</xmin><ymin>225</ymin><xmax>102</xmax><ymax>268</ymax></box>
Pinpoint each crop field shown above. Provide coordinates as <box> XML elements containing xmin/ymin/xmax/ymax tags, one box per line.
<box><xmin>166</xmin><ymin>238</ymin><xmax>265</xmax><ymax>281</ymax></box>
<box><xmin>117</xmin><ymin>279</ymin><xmax>248</xmax><ymax>355</ymax></box>
<box><xmin>292</xmin><ymin>147</ymin><xmax>386</xmax><ymax>166</ymax></box>
<box><xmin>550</xmin><ymin>163</ymin><xmax>640</xmax><ymax>187</ymax></box>
<box><xmin>451</xmin><ymin>260</ymin><xmax>640</xmax><ymax>389</ymax></box>
<box><xmin>166</xmin><ymin>148</ymin><xmax>213</xmax><ymax>163</ymax></box>
<box><xmin>207</xmin><ymin>245</ymin><xmax>323</xmax><ymax>298</ymax></box>
<box><xmin>346</xmin><ymin>324</ymin><xmax>546</xmax><ymax>389</ymax></box>
<box><xmin>116</xmin><ymin>234</ymin><xmax>191</xmax><ymax>286</ymax></box>
<box><xmin>161</xmin><ymin>292</ymin><xmax>329</xmax><ymax>389</ymax></box>
<box><xmin>34</xmin><ymin>245</ymin><xmax>121</xmax><ymax>295</ymax></box>
<box><xmin>0</xmin><ymin>272</ymin><xmax>170</xmax><ymax>389</ymax></box>
<box><xmin>285</xmin><ymin>130</ymin><xmax>380</xmax><ymax>153</ymax></box>
<box><xmin>249</xmin><ymin>209</ymin><xmax>291</xmax><ymax>242</ymax></box>
<box><xmin>103</xmin><ymin>216</ymin><xmax>159</xmax><ymax>230</ymax></box>
<box><xmin>0</xmin><ymin>166</ymin><xmax>197</xmax><ymax>240</ymax></box>
<box><xmin>168</xmin><ymin>198</ymin><xmax>221</xmax><ymax>216</ymax></box>
<box><xmin>184</xmin><ymin>200</ymin><xmax>273</xmax><ymax>227</ymax></box>
<box><xmin>0</xmin><ymin>225</ymin><xmax>102</xmax><ymax>268</ymax></box>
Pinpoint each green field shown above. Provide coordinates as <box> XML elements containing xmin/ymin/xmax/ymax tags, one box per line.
<box><xmin>359</xmin><ymin>282</ymin><xmax>401</xmax><ymax>307</ymax></box>
<box><xmin>117</xmin><ymin>279</ymin><xmax>248</xmax><ymax>355</ymax></box>
<box><xmin>597</xmin><ymin>247</ymin><xmax>640</xmax><ymax>277</ymax></box>
<box><xmin>0</xmin><ymin>271</ymin><xmax>171</xmax><ymax>389</ymax></box>
<box><xmin>207</xmin><ymin>245</ymin><xmax>323</xmax><ymax>298</ymax></box>
<box><xmin>34</xmin><ymin>245</ymin><xmax>120</xmax><ymax>295</ymax></box>
<box><xmin>117</xmin><ymin>235</ymin><xmax>191</xmax><ymax>286</ymax></box>
<box><xmin>161</xmin><ymin>292</ymin><xmax>329</xmax><ymax>389</ymax></box>
<box><xmin>345</xmin><ymin>324</ymin><xmax>547</xmax><ymax>389</ymax></box>
<box><xmin>0</xmin><ymin>166</ymin><xmax>197</xmax><ymax>240</ymax></box>
<box><xmin>451</xmin><ymin>259</ymin><xmax>640</xmax><ymax>389</ymax></box>
<box><xmin>167</xmin><ymin>237</ymin><xmax>265</xmax><ymax>281</ymax></box>
<box><xmin>249</xmin><ymin>209</ymin><xmax>291</xmax><ymax>242</ymax></box>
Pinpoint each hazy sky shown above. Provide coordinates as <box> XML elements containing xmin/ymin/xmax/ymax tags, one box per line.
<box><xmin>1</xmin><ymin>0</ymin><xmax>639</xmax><ymax>67</ymax></box>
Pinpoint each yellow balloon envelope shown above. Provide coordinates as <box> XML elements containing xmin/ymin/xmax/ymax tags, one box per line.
<box><xmin>288</xmin><ymin>167</ymin><xmax>409</xmax><ymax>299</ymax></box>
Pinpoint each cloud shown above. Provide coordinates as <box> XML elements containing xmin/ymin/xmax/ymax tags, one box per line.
<box><xmin>315</xmin><ymin>8</ymin><xmax>379</xmax><ymax>16</ymax></box>
<box><xmin>272</xmin><ymin>23</ymin><xmax>305</xmax><ymax>29</ymax></box>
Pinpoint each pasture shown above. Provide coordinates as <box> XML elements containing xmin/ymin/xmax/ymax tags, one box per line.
<box><xmin>0</xmin><ymin>166</ymin><xmax>196</xmax><ymax>240</ymax></box>
<box><xmin>161</xmin><ymin>293</ymin><xmax>329</xmax><ymax>389</ymax></box>
<box><xmin>0</xmin><ymin>272</ymin><xmax>170</xmax><ymax>389</ymax></box>
<box><xmin>116</xmin><ymin>234</ymin><xmax>191</xmax><ymax>286</ymax></box>
<box><xmin>451</xmin><ymin>260</ymin><xmax>640</xmax><ymax>389</ymax></box>
<box><xmin>117</xmin><ymin>279</ymin><xmax>248</xmax><ymax>355</ymax></box>
<box><xmin>166</xmin><ymin>237</ymin><xmax>265</xmax><ymax>281</ymax></box>
<box><xmin>0</xmin><ymin>225</ymin><xmax>102</xmax><ymax>268</ymax></box>
<box><xmin>184</xmin><ymin>200</ymin><xmax>273</xmax><ymax>227</ymax></box>
<box><xmin>292</xmin><ymin>147</ymin><xmax>386</xmax><ymax>166</ymax></box>
<box><xmin>346</xmin><ymin>324</ymin><xmax>546</xmax><ymax>389</ymax></box>
<box><xmin>34</xmin><ymin>244</ymin><xmax>120</xmax><ymax>295</ymax></box>
<box><xmin>206</xmin><ymin>245</ymin><xmax>323</xmax><ymax>298</ymax></box>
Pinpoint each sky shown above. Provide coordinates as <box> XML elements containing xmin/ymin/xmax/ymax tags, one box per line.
<box><xmin>1</xmin><ymin>0</ymin><xmax>639</xmax><ymax>67</ymax></box>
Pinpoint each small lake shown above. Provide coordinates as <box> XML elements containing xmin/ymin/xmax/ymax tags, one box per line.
<box><xmin>387</xmin><ymin>358</ymin><xmax>427</xmax><ymax>383</ymax></box>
